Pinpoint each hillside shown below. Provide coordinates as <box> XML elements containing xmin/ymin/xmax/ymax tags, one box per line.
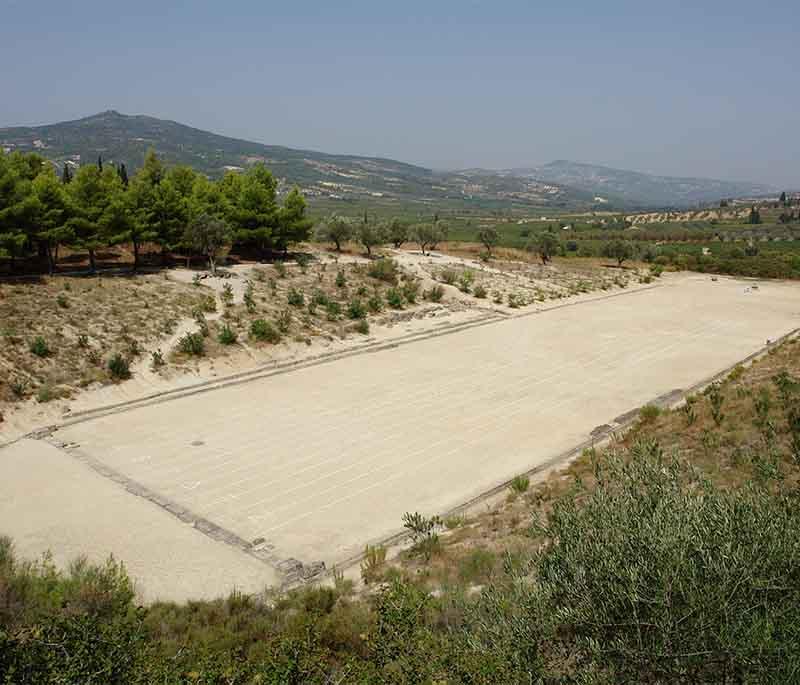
<box><xmin>0</xmin><ymin>111</ymin><xmax>592</xmax><ymax>210</ymax></box>
<box><xmin>501</xmin><ymin>159</ymin><xmax>775</xmax><ymax>208</ymax></box>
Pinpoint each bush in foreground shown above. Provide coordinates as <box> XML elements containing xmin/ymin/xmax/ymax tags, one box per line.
<box><xmin>249</xmin><ymin>318</ymin><xmax>281</xmax><ymax>343</ymax></box>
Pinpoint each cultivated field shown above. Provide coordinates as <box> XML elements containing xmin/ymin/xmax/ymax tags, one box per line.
<box><xmin>3</xmin><ymin>272</ymin><xmax>797</xmax><ymax>596</ymax></box>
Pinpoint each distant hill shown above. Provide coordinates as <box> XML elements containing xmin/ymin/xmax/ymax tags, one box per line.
<box><xmin>1</xmin><ymin>112</ymin><xmax>771</xmax><ymax>209</ymax></box>
<box><xmin>500</xmin><ymin>160</ymin><xmax>775</xmax><ymax>208</ymax></box>
<box><xmin>0</xmin><ymin>111</ymin><xmax>591</xmax><ymax>210</ymax></box>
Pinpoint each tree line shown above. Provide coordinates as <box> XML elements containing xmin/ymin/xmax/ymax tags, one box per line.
<box><xmin>0</xmin><ymin>149</ymin><xmax>312</xmax><ymax>274</ymax></box>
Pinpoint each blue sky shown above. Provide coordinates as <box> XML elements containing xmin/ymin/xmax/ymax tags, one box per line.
<box><xmin>2</xmin><ymin>0</ymin><xmax>797</xmax><ymax>186</ymax></box>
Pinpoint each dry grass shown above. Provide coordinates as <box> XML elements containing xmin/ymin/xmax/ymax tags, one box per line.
<box><xmin>0</xmin><ymin>273</ymin><xmax>205</xmax><ymax>407</ymax></box>
<box><xmin>622</xmin><ymin>337</ymin><xmax>800</xmax><ymax>490</ymax></box>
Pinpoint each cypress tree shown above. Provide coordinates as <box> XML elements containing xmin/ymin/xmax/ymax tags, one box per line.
<box><xmin>61</xmin><ymin>163</ymin><xmax>72</xmax><ymax>184</ymax></box>
<box><xmin>118</xmin><ymin>162</ymin><xmax>129</xmax><ymax>188</ymax></box>
<box><xmin>97</xmin><ymin>155</ymin><xmax>103</xmax><ymax>171</ymax></box>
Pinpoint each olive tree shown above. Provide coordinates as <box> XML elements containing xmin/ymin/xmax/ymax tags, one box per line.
<box><xmin>603</xmin><ymin>239</ymin><xmax>634</xmax><ymax>266</ymax></box>
<box><xmin>413</xmin><ymin>222</ymin><xmax>448</xmax><ymax>255</ymax></box>
<box><xmin>357</xmin><ymin>221</ymin><xmax>384</xmax><ymax>256</ymax></box>
<box><xmin>385</xmin><ymin>218</ymin><xmax>409</xmax><ymax>249</ymax></box>
<box><xmin>315</xmin><ymin>214</ymin><xmax>352</xmax><ymax>252</ymax></box>
<box><xmin>477</xmin><ymin>226</ymin><xmax>499</xmax><ymax>256</ymax></box>
<box><xmin>528</xmin><ymin>232</ymin><xmax>559</xmax><ymax>265</ymax></box>
<box><xmin>530</xmin><ymin>441</ymin><xmax>800</xmax><ymax>682</ymax></box>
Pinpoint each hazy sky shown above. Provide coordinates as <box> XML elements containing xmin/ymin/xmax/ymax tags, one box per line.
<box><xmin>2</xmin><ymin>0</ymin><xmax>797</xmax><ymax>186</ymax></box>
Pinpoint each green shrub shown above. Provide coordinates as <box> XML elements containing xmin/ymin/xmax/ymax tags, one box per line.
<box><xmin>56</xmin><ymin>293</ymin><xmax>69</xmax><ymax>308</ymax></box>
<box><xmin>639</xmin><ymin>404</ymin><xmax>661</xmax><ymax>423</ymax></box>
<box><xmin>386</xmin><ymin>288</ymin><xmax>404</xmax><ymax>309</ymax></box>
<box><xmin>277</xmin><ymin>309</ymin><xmax>292</xmax><ymax>333</ymax></box>
<box><xmin>347</xmin><ymin>299</ymin><xmax>366</xmax><ymax>320</ymax></box>
<box><xmin>402</xmin><ymin>279</ymin><xmax>420</xmax><ymax>304</ymax></box>
<box><xmin>368</xmin><ymin>258</ymin><xmax>399</xmax><ymax>284</ymax></box>
<box><xmin>729</xmin><ymin>364</ymin><xmax>746</xmax><ymax>381</ymax></box>
<box><xmin>295</xmin><ymin>253</ymin><xmax>312</xmax><ymax>271</ymax></box>
<box><xmin>178</xmin><ymin>332</ymin><xmax>205</xmax><ymax>356</ymax></box>
<box><xmin>402</xmin><ymin>512</ymin><xmax>442</xmax><ymax>560</ymax></box>
<box><xmin>29</xmin><ymin>336</ymin><xmax>50</xmax><ymax>357</ymax></box>
<box><xmin>425</xmin><ymin>284</ymin><xmax>445</xmax><ymax>302</ymax></box>
<box><xmin>325</xmin><ymin>301</ymin><xmax>342</xmax><ymax>321</ymax></box>
<box><xmin>440</xmin><ymin>268</ymin><xmax>458</xmax><ymax>285</ymax></box>
<box><xmin>510</xmin><ymin>475</ymin><xmax>530</xmax><ymax>493</ymax></box>
<box><xmin>10</xmin><ymin>377</ymin><xmax>28</xmax><ymax>398</ymax></box>
<box><xmin>287</xmin><ymin>287</ymin><xmax>305</xmax><ymax>307</ymax></box>
<box><xmin>221</xmin><ymin>282</ymin><xmax>234</xmax><ymax>306</ymax></box>
<box><xmin>217</xmin><ymin>324</ymin><xmax>238</xmax><ymax>345</ymax></box>
<box><xmin>335</xmin><ymin>269</ymin><xmax>347</xmax><ymax>288</ymax></box>
<box><xmin>705</xmin><ymin>382</ymin><xmax>725</xmax><ymax>426</ymax></box>
<box><xmin>150</xmin><ymin>349</ymin><xmax>165</xmax><ymax>370</ymax></box>
<box><xmin>250</xmin><ymin>318</ymin><xmax>280</xmax><ymax>343</ymax></box>
<box><xmin>193</xmin><ymin>310</ymin><xmax>209</xmax><ymax>337</ymax></box>
<box><xmin>458</xmin><ymin>270</ymin><xmax>474</xmax><ymax>293</ymax></box>
<box><xmin>360</xmin><ymin>544</ymin><xmax>386</xmax><ymax>584</ymax></box>
<box><xmin>444</xmin><ymin>514</ymin><xmax>466</xmax><ymax>529</ymax></box>
<box><xmin>274</xmin><ymin>261</ymin><xmax>287</xmax><ymax>278</ymax></box>
<box><xmin>107</xmin><ymin>353</ymin><xmax>131</xmax><ymax>380</ymax></box>
<box><xmin>681</xmin><ymin>395</ymin><xmax>698</xmax><ymax>426</ymax></box>
<box><xmin>473</xmin><ymin>284</ymin><xmax>487</xmax><ymax>299</ymax></box>
<box><xmin>311</xmin><ymin>288</ymin><xmax>329</xmax><ymax>307</ymax></box>
<box><xmin>367</xmin><ymin>293</ymin><xmax>383</xmax><ymax>313</ymax></box>
<box><xmin>355</xmin><ymin>319</ymin><xmax>370</xmax><ymax>335</ymax></box>
<box><xmin>531</xmin><ymin>440</ymin><xmax>800</xmax><ymax>682</ymax></box>
<box><xmin>243</xmin><ymin>290</ymin><xmax>256</xmax><ymax>313</ymax></box>
<box><xmin>199</xmin><ymin>294</ymin><xmax>217</xmax><ymax>312</ymax></box>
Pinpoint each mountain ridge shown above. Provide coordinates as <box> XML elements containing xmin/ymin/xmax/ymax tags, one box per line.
<box><xmin>497</xmin><ymin>159</ymin><xmax>775</xmax><ymax>207</ymax></box>
<box><xmin>0</xmin><ymin>111</ymin><xmax>773</xmax><ymax>209</ymax></box>
<box><xmin>0</xmin><ymin>110</ymin><xmax>595</xmax><ymax>209</ymax></box>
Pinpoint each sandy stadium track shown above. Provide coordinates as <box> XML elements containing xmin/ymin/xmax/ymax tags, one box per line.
<box><xmin>0</xmin><ymin>438</ymin><xmax>278</xmax><ymax>602</ymax></box>
<box><xmin>4</xmin><ymin>273</ymin><xmax>799</xmax><ymax>592</ymax></box>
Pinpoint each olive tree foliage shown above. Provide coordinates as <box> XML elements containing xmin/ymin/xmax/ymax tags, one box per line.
<box><xmin>183</xmin><ymin>213</ymin><xmax>232</xmax><ymax>274</ymax></box>
<box><xmin>357</xmin><ymin>220</ymin><xmax>384</xmax><ymax>256</ymax></box>
<box><xmin>477</xmin><ymin>226</ymin><xmax>499</xmax><ymax>256</ymax></box>
<box><xmin>603</xmin><ymin>238</ymin><xmax>635</xmax><ymax>266</ymax></box>
<box><xmin>385</xmin><ymin>218</ymin><xmax>409</xmax><ymax>248</ymax></box>
<box><xmin>413</xmin><ymin>221</ymin><xmax>448</xmax><ymax>255</ymax></box>
<box><xmin>528</xmin><ymin>231</ymin><xmax>559</xmax><ymax>265</ymax></box>
<box><xmin>488</xmin><ymin>440</ymin><xmax>800</xmax><ymax>682</ymax></box>
<box><xmin>315</xmin><ymin>214</ymin><xmax>353</xmax><ymax>251</ymax></box>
